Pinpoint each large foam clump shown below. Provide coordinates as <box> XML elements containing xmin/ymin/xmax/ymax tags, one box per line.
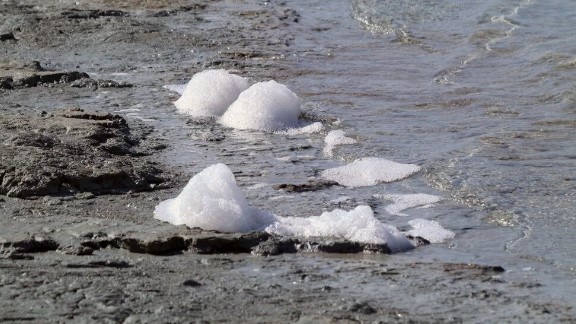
<box><xmin>154</xmin><ymin>164</ymin><xmax>416</xmax><ymax>251</ymax></box>
<box><xmin>406</xmin><ymin>219</ymin><xmax>455</xmax><ymax>243</ymax></box>
<box><xmin>321</xmin><ymin>157</ymin><xmax>421</xmax><ymax>187</ymax></box>
<box><xmin>323</xmin><ymin>130</ymin><xmax>357</xmax><ymax>157</ymax></box>
<box><xmin>154</xmin><ymin>163</ymin><xmax>276</xmax><ymax>233</ymax></box>
<box><xmin>380</xmin><ymin>193</ymin><xmax>443</xmax><ymax>216</ymax></box>
<box><xmin>266</xmin><ymin>206</ymin><xmax>414</xmax><ymax>252</ymax></box>
<box><xmin>219</xmin><ymin>80</ymin><xmax>301</xmax><ymax>132</ymax></box>
<box><xmin>174</xmin><ymin>69</ymin><xmax>249</xmax><ymax>117</ymax></box>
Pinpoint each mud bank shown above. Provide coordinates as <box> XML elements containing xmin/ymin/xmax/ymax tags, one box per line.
<box><xmin>0</xmin><ymin>0</ymin><xmax>574</xmax><ymax>322</ymax></box>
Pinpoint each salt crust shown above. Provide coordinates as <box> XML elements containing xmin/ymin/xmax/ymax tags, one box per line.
<box><xmin>321</xmin><ymin>157</ymin><xmax>421</xmax><ymax>187</ymax></box>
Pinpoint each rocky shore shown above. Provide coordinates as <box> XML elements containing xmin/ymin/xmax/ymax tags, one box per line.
<box><xmin>1</xmin><ymin>0</ymin><xmax>573</xmax><ymax>322</ymax></box>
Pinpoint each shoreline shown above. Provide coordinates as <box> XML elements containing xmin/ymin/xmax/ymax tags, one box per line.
<box><xmin>1</xmin><ymin>0</ymin><xmax>574</xmax><ymax>322</ymax></box>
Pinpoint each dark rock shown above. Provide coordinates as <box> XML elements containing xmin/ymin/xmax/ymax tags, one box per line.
<box><xmin>0</xmin><ymin>108</ymin><xmax>170</xmax><ymax>198</ymax></box>
<box><xmin>406</xmin><ymin>235</ymin><xmax>431</xmax><ymax>247</ymax></box>
<box><xmin>252</xmin><ymin>238</ymin><xmax>299</xmax><ymax>256</ymax></box>
<box><xmin>0</xmin><ymin>31</ymin><xmax>16</xmax><ymax>41</ymax></box>
<box><xmin>191</xmin><ymin>232</ymin><xmax>271</xmax><ymax>254</ymax></box>
<box><xmin>348</xmin><ymin>302</ymin><xmax>377</xmax><ymax>315</ymax></box>
<box><xmin>65</xmin><ymin>260</ymin><xmax>132</xmax><ymax>268</ymax></box>
<box><xmin>274</xmin><ymin>180</ymin><xmax>339</xmax><ymax>193</ymax></box>
<box><xmin>183</xmin><ymin>279</ymin><xmax>203</xmax><ymax>287</ymax></box>
<box><xmin>443</xmin><ymin>263</ymin><xmax>505</xmax><ymax>274</ymax></box>
<box><xmin>57</xmin><ymin>244</ymin><xmax>94</xmax><ymax>256</ymax></box>
<box><xmin>121</xmin><ymin>236</ymin><xmax>186</xmax><ymax>255</ymax></box>
<box><xmin>5</xmin><ymin>252</ymin><xmax>35</xmax><ymax>260</ymax></box>
<box><xmin>0</xmin><ymin>236</ymin><xmax>59</xmax><ymax>253</ymax></box>
<box><xmin>0</xmin><ymin>60</ymin><xmax>89</xmax><ymax>88</ymax></box>
<box><xmin>70</xmin><ymin>78</ymin><xmax>133</xmax><ymax>90</ymax></box>
<box><xmin>69</xmin><ymin>78</ymin><xmax>98</xmax><ymax>90</ymax></box>
<box><xmin>61</xmin><ymin>9</ymin><xmax>128</xmax><ymax>19</ymax></box>
<box><xmin>68</xmin><ymin>230</ymin><xmax>400</xmax><ymax>257</ymax></box>
<box><xmin>0</xmin><ymin>77</ymin><xmax>13</xmax><ymax>89</ymax></box>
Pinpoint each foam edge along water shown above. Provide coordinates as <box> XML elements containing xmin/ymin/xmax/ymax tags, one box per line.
<box><xmin>153</xmin><ymin>163</ymin><xmax>431</xmax><ymax>252</ymax></box>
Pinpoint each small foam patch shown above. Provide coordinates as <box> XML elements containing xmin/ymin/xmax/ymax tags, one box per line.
<box><xmin>323</xmin><ymin>130</ymin><xmax>357</xmax><ymax>157</ymax></box>
<box><xmin>321</xmin><ymin>157</ymin><xmax>421</xmax><ymax>187</ymax></box>
<box><xmin>379</xmin><ymin>193</ymin><xmax>443</xmax><ymax>216</ymax></box>
<box><xmin>405</xmin><ymin>219</ymin><xmax>455</xmax><ymax>243</ymax></box>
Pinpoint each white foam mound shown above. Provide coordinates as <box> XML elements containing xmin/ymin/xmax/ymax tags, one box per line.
<box><xmin>153</xmin><ymin>163</ymin><xmax>276</xmax><ymax>232</ymax></box>
<box><xmin>405</xmin><ymin>219</ymin><xmax>455</xmax><ymax>244</ymax></box>
<box><xmin>323</xmin><ymin>130</ymin><xmax>357</xmax><ymax>157</ymax></box>
<box><xmin>155</xmin><ymin>164</ymin><xmax>415</xmax><ymax>251</ymax></box>
<box><xmin>174</xmin><ymin>69</ymin><xmax>249</xmax><ymax>117</ymax></box>
<box><xmin>266</xmin><ymin>206</ymin><xmax>414</xmax><ymax>252</ymax></box>
<box><xmin>320</xmin><ymin>157</ymin><xmax>421</xmax><ymax>187</ymax></box>
<box><xmin>380</xmin><ymin>193</ymin><xmax>443</xmax><ymax>216</ymax></box>
<box><xmin>219</xmin><ymin>80</ymin><xmax>301</xmax><ymax>132</ymax></box>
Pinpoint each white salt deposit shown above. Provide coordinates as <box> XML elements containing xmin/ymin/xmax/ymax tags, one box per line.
<box><xmin>174</xmin><ymin>69</ymin><xmax>249</xmax><ymax>117</ymax></box>
<box><xmin>379</xmin><ymin>193</ymin><xmax>443</xmax><ymax>216</ymax></box>
<box><xmin>266</xmin><ymin>206</ymin><xmax>414</xmax><ymax>252</ymax></box>
<box><xmin>220</xmin><ymin>80</ymin><xmax>301</xmax><ymax>132</ymax></box>
<box><xmin>154</xmin><ymin>164</ymin><xmax>276</xmax><ymax>232</ymax></box>
<box><xmin>320</xmin><ymin>157</ymin><xmax>421</xmax><ymax>187</ymax></box>
<box><xmin>405</xmin><ymin>219</ymin><xmax>455</xmax><ymax>243</ymax></box>
<box><xmin>323</xmin><ymin>130</ymin><xmax>357</xmax><ymax>157</ymax></box>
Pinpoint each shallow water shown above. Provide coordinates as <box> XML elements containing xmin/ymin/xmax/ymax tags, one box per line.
<box><xmin>105</xmin><ymin>0</ymin><xmax>576</xmax><ymax>307</ymax></box>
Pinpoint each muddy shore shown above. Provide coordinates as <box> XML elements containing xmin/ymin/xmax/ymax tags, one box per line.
<box><xmin>1</xmin><ymin>0</ymin><xmax>574</xmax><ymax>322</ymax></box>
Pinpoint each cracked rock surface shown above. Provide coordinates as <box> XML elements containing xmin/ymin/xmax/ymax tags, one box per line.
<box><xmin>0</xmin><ymin>108</ymin><xmax>169</xmax><ymax>198</ymax></box>
<box><xmin>0</xmin><ymin>0</ymin><xmax>574</xmax><ymax>322</ymax></box>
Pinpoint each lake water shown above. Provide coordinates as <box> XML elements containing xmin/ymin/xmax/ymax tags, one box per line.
<box><xmin>118</xmin><ymin>0</ymin><xmax>576</xmax><ymax>307</ymax></box>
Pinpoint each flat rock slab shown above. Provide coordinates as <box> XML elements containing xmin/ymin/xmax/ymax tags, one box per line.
<box><xmin>0</xmin><ymin>217</ymin><xmax>398</xmax><ymax>257</ymax></box>
<box><xmin>0</xmin><ymin>60</ymin><xmax>89</xmax><ymax>89</ymax></box>
<box><xmin>0</xmin><ymin>108</ymin><xmax>169</xmax><ymax>198</ymax></box>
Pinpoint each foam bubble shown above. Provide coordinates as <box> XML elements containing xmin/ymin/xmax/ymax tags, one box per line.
<box><xmin>405</xmin><ymin>219</ymin><xmax>455</xmax><ymax>243</ymax></box>
<box><xmin>219</xmin><ymin>80</ymin><xmax>301</xmax><ymax>132</ymax></box>
<box><xmin>321</xmin><ymin>157</ymin><xmax>421</xmax><ymax>187</ymax></box>
<box><xmin>266</xmin><ymin>206</ymin><xmax>414</xmax><ymax>252</ymax></box>
<box><xmin>379</xmin><ymin>193</ymin><xmax>443</xmax><ymax>216</ymax></box>
<box><xmin>323</xmin><ymin>130</ymin><xmax>357</xmax><ymax>157</ymax></box>
<box><xmin>154</xmin><ymin>163</ymin><xmax>276</xmax><ymax>232</ymax></box>
<box><xmin>174</xmin><ymin>69</ymin><xmax>249</xmax><ymax>117</ymax></box>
